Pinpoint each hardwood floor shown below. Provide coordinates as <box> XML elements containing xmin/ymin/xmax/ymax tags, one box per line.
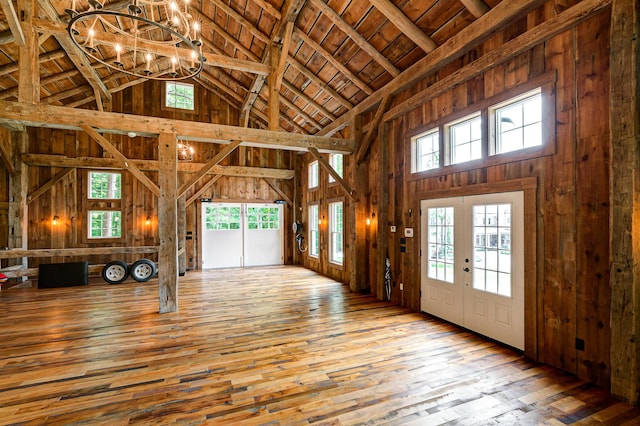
<box><xmin>0</xmin><ymin>266</ymin><xmax>638</xmax><ymax>425</ymax></box>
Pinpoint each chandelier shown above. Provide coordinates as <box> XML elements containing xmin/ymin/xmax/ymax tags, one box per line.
<box><xmin>177</xmin><ymin>141</ymin><xmax>195</xmax><ymax>161</ymax></box>
<box><xmin>66</xmin><ymin>0</ymin><xmax>205</xmax><ymax>81</ymax></box>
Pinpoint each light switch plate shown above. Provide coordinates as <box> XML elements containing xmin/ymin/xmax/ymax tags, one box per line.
<box><xmin>390</xmin><ymin>225</ymin><xmax>397</xmax><ymax>233</ymax></box>
<box><xmin>404</xmin><ymin>228</ymin><xmax>414</xmax><ymax>237</ymax></box>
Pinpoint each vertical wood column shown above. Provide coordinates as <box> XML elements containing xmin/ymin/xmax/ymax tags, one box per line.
<box><xmin>349</xmin><ymin>116</ymin><xmax>368</xmax><ymax>293</ymax></box>
<box><xmin>8</xmin><ymin>131</ymin><xmax>27</xmax><ymax>270</ymax></box>
<box><xmin>17</xmin><ymin>0</ymin><xmax>38</xmax><ymax>105</ymax></box>
<box><xmin>178</xmin><ymin>195</ymin><xmax>186</xmax><ymax>276</ymax></box>
<box><xmin>609</xmin><ymin>0</ymin><xmax>640</xmax><ymax>404</ymax></box>
<box><xmin>268</xmin><ymin>45</ymin><xmax>280</xmax><ymax>131</ymax></box>
<box><xmin>158</xmin><ymin>132</ymin><xmax>178</xmax><ymax>313</ymax></box>
<box><xmin>376</xmin><ymin>122</ymin><xmax>389</xmax><ymax>300</ymax></box>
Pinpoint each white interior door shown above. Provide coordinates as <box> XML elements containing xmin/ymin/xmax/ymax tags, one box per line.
<box><xmin>420</xmin><ymin>191</ymin><xmax>525</xmax><ymax>350</ymax></box>
<box><xmin>202</xmin><ymin>203</ymin><xmax>243</xmax><ymax>268</ymax></box>
<box><xmin>201</xmin><ymin>203</ymin><xmax>283</xmax><ymax>269</ymax></box>
<box><xmin>244</xmin><ymin>204</ymin><xmax>283</xmax><ymax>267</ymax></box>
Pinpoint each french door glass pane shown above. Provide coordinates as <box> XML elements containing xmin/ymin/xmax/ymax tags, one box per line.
<box><xmin>427</xmin><ymin>207</ymin><xmax>454</xmax><ymax>283</ymax></box>
<box><xmin>472</xmin><ymin>203</ymin><xmax>512</xmax><ymax>297</ymax></box>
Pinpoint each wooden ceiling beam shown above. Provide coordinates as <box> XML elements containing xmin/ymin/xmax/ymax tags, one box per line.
<box><xmin>278</xmin><ymin>91</ymin><xmax>324</xmax><ymax>130</ymax></box>
<box><xmin>317</xmin><ymin>0</ymin><xmax>549</xmax><ymax>137</ymax></box>
<box><xmin>308</xmin><ymin>147</ymin><xmax>355</xmax><ymax>200</ymax></box>
<box><xmin>0</xmin><ymin>50</ymin><xmax>65</xmax><ymax>76</ymax></box>
<box><xmin>382</xmin><ymin>0</ymin><xmax>612</xmax><ymax>122</ymax></box>
<box><xmin>356</xmin><ymin>94</ymin><xmax>392</xmax><ymax>164</ymax></box>
<box><xmin>368</xmin><ymin>0</ymin><xmax>436</xmax><ymax>53</ymax></box>
<box><xmin>287</xmin><ymin>57</ymin><xmax>353</xmax><ymax>110</ymax></box>
<box><xmin>39</xmin><ymin>1</ymin><xmax>111</xmax><ymax>105</ymax></box>
<box><xmin>263</xmin><ymin>178</ymin><xmax>292</xmax><ymax>206</ymax></box>
<box><xmin>253</xmin><ymin>0</ymin><xmax>283</xmax><ymax>20</ymax></box>
<box><xmin>460</xmin><ymin>0</ymin><xmax>490</xmax><ymax>18</ymax></box>
<box><xmin>294</xmin><ymin>28</ymin><xmax>373</xmax><ymax>95</ymax></box>
<box><xmin>309</xmin><ymin>0</ymin><xmax>399</xmax><ymax>77</ymax></box>
<box><xmin>0</xmin><ymin>0</ymin><xmax>25</xmax><ymax>46</ymax></box>
<box><xmin>23</xmin><ymin>153</ymin><xmax>295</xmax><ymax>179</ymax></box>
<box><xmin>213</xmin><ymin>0</ymin><xmax>271</xmax><ymax>45</ymax></box>
<box><xmin>0</xmin><ymin>29</ymin><xmax>14</xmax><ymax>45</ymax></box>
<box><xmin>82</xmin><ymin>125</ymin><xmax>161</xmax><ymax>197</ymax></box>
<box><xmin>275</xmin><ymin>22</ymin><xmax>294</xmax><ymax>92</ymax></box>
<box><xmin>282</xmin><ymin>79</ymin><xmax>336</xmax><ymax>121</ymax></box>
<box><xmin>0</xmin><ymin>100</ymin><xmax>356</xmax><ymax>153</ymax></box>
<box><xmin>0</xmin><ymin>69</ymin><xmax>80</xmax><ymax>100</ymax></box>
<box><xmin>178</xmin><ymin>140</ymin><xmax>242</xmax><ymax>197</ymax></box>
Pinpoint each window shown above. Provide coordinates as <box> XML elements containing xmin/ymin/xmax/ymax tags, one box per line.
<box><xmin>427</xmin><ymin>207</ymin><xmax>454</xmax><ymax>283</ymax></box>
<box><xmin>89</xmin><ymin>210</ymin><xmax>122</xmax><ymax>238</ymax></box>
<box><xmin>165</xmin><ymin>81</ymin><xmax>195</xmax><ymax>110</ymax></box>
<box><xmin>491</xmin><ymin>89</ymin><xmax>542</xmax><ymax>154</ymax></box>
<box><xmin>88</xmin><ymin>171</ymin><xmax>121</xmax><ymax>199</ymax></box>
<box><xmin>473</xmin><ymin>203</ymin><xmax>512</xmax><ymax>297</ymax></box>
<box><xmin>87</xmin><ymin>172</ymin><xmax>122</xmax><ymax>240</ymax></box>
<box><xmin>309</xmin><ymin>205</ymin><xmax>319</xmax><ymax>258</ymax></box>
<box><xmin>247</xmin><ymin>206</ymin><xmax>280</xmax><ymax>230</ymax></box>
<box><xmin>412</xmin><ymin>129</ymin><xmax>439</xmax><ymax>173</ymax></box>
<box><xmin>308</xmin><ymin>161</ymin><xmax>319</xmax><ymax>189</ymax></box>
<box><xmin>329</xmin><ymin>201</ymin><xmax>343</xmax><ymax>265</ymax></box>
<box><xmin>447</xmin><ymin>114</ymin><xmax>482</xmax><ymax>165</ymax></box>
<box><xmin>328</xmin><ymin>154</ymin><xmax>343</xmax><ymax>183</ymax></box>
<box><xmin>204</xmin><ymin>206</ymin><xmax>241</xmax><ymax>230</ymax></box>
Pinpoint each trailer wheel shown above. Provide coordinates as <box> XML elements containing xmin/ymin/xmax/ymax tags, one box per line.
<box><xmin>130</xmin><ymin>259</ymin><xmax>157</xmax><ymax>282</ymax></box>
<box><xmin>102</xmin><ymin>261</ymin><xmax>129</xmax><ymax>284</ymax></box>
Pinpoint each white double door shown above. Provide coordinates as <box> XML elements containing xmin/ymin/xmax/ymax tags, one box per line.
<box><xmin>420</xmin><ymin>191</ymin><xmax>524</xmax><ymax>350</ymax></box>
<box><xmin>201</xmin><ymin>203</ymin><xmax>283</xmax><ymax>269</ymax></box>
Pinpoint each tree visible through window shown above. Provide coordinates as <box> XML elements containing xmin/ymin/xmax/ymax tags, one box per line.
<box><xmin>166</xmin><ymin>82</ymin><xmax>195</xmax><ymax>110</ymax></box>
<box><xmin>309</xmin><ymin>205</ymin><xmax>319</xmax><ymax>258</ymax></box>
<box><xmin>89</xmin><ymin>172</ymin><xmax>121</xmax><ymax>199</ymax></box>
<box><xmin>328</xmin><ymin>154</ymin><xmax>343</xmax><ymax>183</ymax></box>
<box><xmin>412</xmin><ymin>129</ymin><xmax>439</xmax><ymax>173</ymax></box>
<box><xmin>87</xmin><ymin>172</ymin><xmax>122</xmax><ymax>239</ymax></box>
<box><xmin>309</xmin><ymin>161</ymin><xmax>319</xmax><ymax>189</ymax></box>
<box><xmin>89</xmin><ymin>210</ymin><xmax>122</xmax><ymax>238</ymax></box>
<box><xmin>247</xmin><ymin>207</ymin><xmax>280</xmax><ymax>230</ymax></box>
<box><xmin>205</xmin><ymin>206</ymin><xmax>241</xmax><ymax>230</ymax></box>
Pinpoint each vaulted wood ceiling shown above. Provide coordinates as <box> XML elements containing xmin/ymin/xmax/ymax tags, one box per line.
<box><xmin>0</xmin><ymin>0</ymin><xmax>508</xmax><ymax>136</ymax></box>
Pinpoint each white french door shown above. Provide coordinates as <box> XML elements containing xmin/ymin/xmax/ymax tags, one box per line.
<box><xmin>420</xmin><ymin>191</ymin><xmax>524</xmax><ymax>350</ymax></box>
<box><xmin>201</xmin><ymin>203</ymin><xmax>283</xmax><ymax>269</ymax></box>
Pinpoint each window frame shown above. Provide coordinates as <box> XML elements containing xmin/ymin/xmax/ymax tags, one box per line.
<box><xmin>328</xmin><ymin>200</ymin><xmax>344</xmax><ymax>266</ymax></box>
<box><xmin>328</xmin><ymin>153</ymin><xmax>344</xmax><ymax>183</ymax></box>
<box><xmin>308</xmin><ymin>160</ymin><xmax>319</xmax><ymax>190</ymax></box>
<box><xmin>163</xmin><ymin>81</ymin><xmax>198</xmax><ymax>113</ymax></box>
<box><xmin>489</xmin><ymin>88</ymin><xmax>543</xmax><ymax>156</ymax></box>
<box><xmin>84</xmin><ymin>170</ymin><xmax>124</xmax><ymax>242</ymax></box>
<box><xmin>406</xmin><ymin>73</ymin><xmax>556</xmax><ymax>182</ymax></box>
<box><xmin>411</xmin><ymin>128</ymin><xmax>440</xmax><ymax>173</ymax></box>
<box><xmin>308</xmin><ymin>203</ymin><xmax>320</xmax><ymax>259</ymax></box>
<box><xmin>444</xmin><ymin>112</ymin><xmax>483</xmax><ymax>166</ymax></box>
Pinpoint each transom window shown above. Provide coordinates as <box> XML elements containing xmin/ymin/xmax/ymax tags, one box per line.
<box><xmin>165</xmin><ymin>82</ymin><xmax>195</xmax><ymax>110</ymax></box>
<box><xmin>329</xmin><ymin>201</ymin><xmax>343</xmax><ymax>265</ymax></box>
<box><xmin>328</xmin><ymin>154</ymin><xmax>344</xmax><ymax>183</ymax></box>
<box><xmin>309</xmin><ymin>204</ymin><xmax>319</xmax><ymax>258</ymax></box>
<box><xmin>308</xmin><ymin>161</ymin><xmax>319</xmax><ymax>189</ymax></box>
<box><xmin>492</xmin><ymin>89</ymin><xmax>542</xmax><ymax>154</ymax></box>
<box><xmin>247</xmin><ymin>207</ymin><xmax>279</xmax><ymax>230</ymax></box>
<box><xmin>88</xmin><ymin>172</ymin><xmax>121</xmax><ymax>199</ymax></box>
<box><xmin>412</xmin><ymin>129</ymin><xmax>439</xmax><ymax>172</ymax></box>
<box><xmin>447</xmin><ymin>114</ymin><xmax>482</xmax><ymax>165</ymax></box>
<box><xmin>205</xmin><ymin>206</ymin><xmax>241</xmax><ymax>230</ymax></box>
<box><xmin>427</xmin><ymin>207</ymin><xmax>454</xmax><ymax>283</ymax></box>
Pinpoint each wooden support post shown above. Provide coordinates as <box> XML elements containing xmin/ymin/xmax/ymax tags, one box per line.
<box><xmin>158</xmin><ymin>133</ymin><xmax>178</xmax><ymax>313</ymax></box>
<box><xmin>376</xmin><ymin>122</ymin><xmax>389</xmax><ymax>300</ymax></box>
<box><xmin>268</xmin><ymin>44</ymin><xmax>280</xmax><ymax>131</ymax></box>
<box><xmin>348</xmin><ymin>116</ymin><xmax>368</xmax><ymax>293</ymax></box>
<box><xmin>17</xmin><ymin>0</ymin><xmax>38</xmax><ymax>105</ymax></box>
<box><xmin>609</xmin><ymin>0</ymin><xmax>640</xmax><ymax>405</ymax></box>
<box><xmin>177</xmin><ymin>195</ymin><xmax>186</xmax><ymax>277</ymax></box>
<box><xmin>8</xmin><ymin>131</ymin><xmax>28</xmax><ymax>271</ymax></box>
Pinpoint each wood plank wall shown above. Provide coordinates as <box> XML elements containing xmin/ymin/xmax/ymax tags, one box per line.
<box><xmin>300</xmin><ymin>7</ymin><xmax>612</xmax><ymax>390</ymax></box>
<box><xmin>24</xmin><ymin>80</ymin><xmax>294</xmax><ymax>271</ymax></box>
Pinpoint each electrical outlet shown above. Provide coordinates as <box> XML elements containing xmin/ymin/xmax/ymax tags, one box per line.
<box><xmin>400</xmin><ymin>283</ymin><xmax>404</xmax><ymax>290</ymax></box>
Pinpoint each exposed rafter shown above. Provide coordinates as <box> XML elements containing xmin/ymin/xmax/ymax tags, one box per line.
<box><xmin>368</xmin><ymin>0</ymin><xmax>436</xmax><ymax>53</ymax></box>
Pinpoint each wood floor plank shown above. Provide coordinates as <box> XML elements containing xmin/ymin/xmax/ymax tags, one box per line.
<box><xmin>0</xmin><ymin>266</ymin><xmax>638</xmax><ymax>425</ymax></box>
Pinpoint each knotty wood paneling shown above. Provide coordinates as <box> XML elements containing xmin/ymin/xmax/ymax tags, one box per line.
<box><xmin>22</xmin><ymin>80</ymin><xmax>294</xmax><ymax>274</ymax></box>
<box><xmin>299</xmin><ymin>8</ymin><xmax>613</xmax><ymax>390</ymax></box>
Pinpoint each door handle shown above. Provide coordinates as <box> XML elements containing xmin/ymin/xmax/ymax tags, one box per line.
<box><xmin>463</xmin><ymin>267</ymin><xmax>470</xmax><ymax>272</ymax></box>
